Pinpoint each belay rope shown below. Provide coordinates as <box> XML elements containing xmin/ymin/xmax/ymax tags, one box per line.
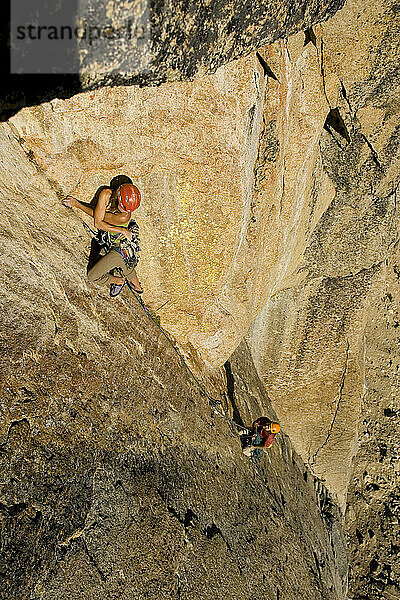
<box><xmin>78</xmin><ymin>214</ymin><xmax>251</xmax><ymax>441</ymax></box>
<box><xmin>124</xmin><ymin>280</ymin><xmax>251</xmax><ymax>440</ymax></box>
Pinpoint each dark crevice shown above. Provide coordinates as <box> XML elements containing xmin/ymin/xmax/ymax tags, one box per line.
<box><xmin>369</xmin><ymin>558</ymin><xmax>379</xmax><ymax>574</ymax></box>
<box><xmin>356</xmin><ymin>528</ymin><xmax>364</xmax><ymax>544</ymax></box>
<box><xmin>361</xmin><ymin>134</ymin><xmax>382</xmax><ymax>170</ymax></box>
<box><xmin>183</xmin><ymin>509</ymin><xmax>197</xmax><ymax>529</ymax></box>
<box><xmin>319</xmin><ymin>38</ymin><xmax>330</xmax><ymax>109</ymax></box>
<box><xmin>223</xmin><ymin>361</ymin><xmax>245</xmax><ymax>427</ymax></box>
<box><xmin>203</xmin><ymin>522</ymin><xmax>232</xmax><ymax>551</ymax></box>
<box><xmin>324</xmin><ymin>108</ymin><xmax>351</xmax><ymax>143</ymax></box>
<box><xmin>82</xmin><ymin>539</ymin><xmax>107</xmax><ymax>582</ymax></box>
<box><xmin>204</xmin><ymin>522</ymin><xmax>221</xmax><ymax>539</ymax></box>
<box><xmin>313</xmin><ymin>551</ymin><xmax>322</xmax><ymax>578</ymax></box>
<box><xmin>0</xmin><ymin>502</ymin><xmax>28</xmax><ymax>517</ymax></box>
<box><xmin>31</xmin><ymin>510</ymin><xmax>43</xmax><ymax>525</ymax></box>
<box><xmin>166</xmin><ymin>505</ymin><xmax>198</xmax><ymax>531</ymax></box>
<box><xmin>384</xmin><ymin>407</ymin><xmax>396</xmax><ymax>417</ymax></box>
<box><xmin>304</xmin><ymin>27</ymin><xmax>317</xmax><ymax>47</ymax></box>
<box><xmin>256</xmin><ymin>52</ymin><xmax>279</xmax><ymax>81</ymax></box>
<box><xmin>340</xmin><ymin>80</ymin><xmax>353</xmax><ymax>113</ymax></box>
<box><xmin>0</xmin><ymin>418</ymin><xmax>31</xmax><ymax>450</ymax></box>
<box><xmin>366</xmin><ymin>482</ymin><xmax>380</xmax><ymax>492</ymax></box>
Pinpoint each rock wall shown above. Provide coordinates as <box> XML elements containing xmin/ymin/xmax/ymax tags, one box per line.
<box><xmin>0</xmin><ymin>292</ymin><xmax>348</xmax><ymax>600</ymax></box>
<box><xmin>2</xmin><ymin>0</ymin><xmax>344</xmax><ymax>119</ymax></box>
<box><xmin>0</xmin><ymin>93</ymin><xmax>348</xmax><ymax>598</ymax></box>
<box><xmin>9</xmin><ymin>0</ymin><xmax>398</xmax><ymax>514</ymax></box>
<box><xmin>247</xmin><ymin>0</ymin><xmax>399</xmax><ymax>502</ymax></box>
<box><xmin>1</xmin><ymin>0</ymin><xmax>399</xmax><ymax>597</ymax></box>
<box><xmin>6</xmin><ymin>54</ymin><xmax>262</xmax><ymax>366</ymax></box>
<box><xmin>246</xmin><ymin>0</ymin><xmax>400</xmax><ymax>597</ymax></box>
<box><xmin>344</xmin><ymin>254</ymin><xmax>400</xmax><ymax>599</ymax></box>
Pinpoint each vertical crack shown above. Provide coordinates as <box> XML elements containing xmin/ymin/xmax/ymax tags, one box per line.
<box><xmin>82</xmin><ymin>539</ymin><xmax>107</xmax><ymax>582</ymax></box>
<box><xmin>339</xmin><ymin>79</ymin><xmax>353</xmax><ymax>114</ymax></box>
<box><xmin>361</xmin><ymin>134</ymin><xmax>382</xmax><ymax>170</ymax></box>
<box><xmin>318</xmin><ymin>38</ymin><xmax>331</xmax><ymax>109</ymax></box>
<box><xmin>223</xmin><ymin>361</ymin><xmax>245</xmax><ymax>426</ymax></box>
<box><xmin>310</xmin><ymin>340</ymin><xmax>350</xmax><ymax>466</ymax></box>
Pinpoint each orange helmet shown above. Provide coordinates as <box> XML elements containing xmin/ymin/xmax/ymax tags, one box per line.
<box><xmin>117</xmin><ymin>183</ymin><xmax>141</xmax><ymax>212</ymax></box>
<box><xmin>270</xmin><ymin>422</ymin><xmax>280</xmax><ymax>434</ymax></box>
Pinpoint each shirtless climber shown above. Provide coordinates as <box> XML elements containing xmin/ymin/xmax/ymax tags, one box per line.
<box><xmin>63</xmin><ymin>178</ymin><xmax>142</xmax><ymax>297</ymax></box>
<box><xmin>241</xmin><ymin>417</ymin><xmax>280</xmax><ymax>456</ymax></box>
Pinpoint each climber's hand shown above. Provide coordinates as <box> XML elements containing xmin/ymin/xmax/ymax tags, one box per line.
<box><xmin>63</xmin><ymin>195</ymin><xmax>78</xmax><ymax>208</ymax></box>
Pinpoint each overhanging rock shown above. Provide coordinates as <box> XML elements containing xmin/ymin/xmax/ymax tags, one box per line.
<box><xmin>3</xmin><ymin>0</ymin><xmax>344</xmax><ymax>119</ymax></box>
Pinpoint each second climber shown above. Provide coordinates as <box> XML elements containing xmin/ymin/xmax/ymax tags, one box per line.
<box><xmin>241</xmin><ymin>417</ymin><xmax>281</xmax><ymax>456</ymax></box>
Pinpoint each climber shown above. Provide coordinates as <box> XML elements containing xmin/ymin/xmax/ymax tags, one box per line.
<box><xmin>63</xmin><ymin>178</ymin><xmax>143</xmax><ymax>297</ymax></box>
<box><xmin>241</xmin><ymin>417</ymin><xmax>280</xmax><ymax>456</ymax></box>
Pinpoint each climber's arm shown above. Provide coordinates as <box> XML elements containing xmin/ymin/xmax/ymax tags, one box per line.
<box><xmin>63</xmin><ymin>192</ymin><xmax>132</xmax><ymax>237</ymax></box>
<box><xmin>63</xmin><ymin>195</ymin><xmax>94</xmax><ymax>217</ymax></box>
<box><xmin>93</xmin><ymin>190</ymin><xmax>132</xmax><ymax>237</ymax></box>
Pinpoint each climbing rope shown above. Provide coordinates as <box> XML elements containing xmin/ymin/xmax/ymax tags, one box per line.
<box><xmin>73</xmin><ymin>209</ymin><xmax>252</xmax><ymax>441</ymax></box>
<box><xmin>123</xmin><ymin>280</ymin><xmax>252</xmax><ymax>440</ymax></box>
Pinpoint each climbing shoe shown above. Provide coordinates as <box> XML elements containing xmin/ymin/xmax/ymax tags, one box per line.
<box><xmin>110</xmin><ymin>282</ymin><xmax>125</xmax><ymax>297</ymax></box>
<box><xmin>126</xmin><ymin>281</ymin><xmax>143</xmax><ymax>294</ymax></box>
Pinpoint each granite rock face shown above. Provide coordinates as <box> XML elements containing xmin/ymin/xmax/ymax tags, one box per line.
<box><xmin>0</xmin><ymin>106</ymin><xmax>348</xmax><ymax>598</ymax></box>
<box><xmin>0</xmin><ymin>318</ymin><xmax>348</xmax><ymax>599</ymax></box>
<box><xmin>344</xmin><ymin>255</ymin><xmax>400</xmax><ymax>600</ymax></box>
<box><xmin>1</xmin><ymin>0</ymin><xmax>400</xmax><ymax>597</ymax></box>
<box><xmin>2</xmin><ymin>0</ymin><xmax>344</xmax><ymax>119</ymax></box>
<box><xmin>6</xmin><ymin>54</ymin><xmax>263</xmax><ymax>364</ymax></box>
<box><xmin>246</xmin><ymin>0</ymin><xmax>400</xmax><ymax>597</ymax></box>
<box><xmin>248</xmin><ymin>0</ymin><xmax>400</xmax><ymax>503</ymax></box>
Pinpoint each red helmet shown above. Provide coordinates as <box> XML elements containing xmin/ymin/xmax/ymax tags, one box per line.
<box><xmin>117</xmin><ymin>184</ymin><xmax>141</xmax><ymax>212</ymax></box>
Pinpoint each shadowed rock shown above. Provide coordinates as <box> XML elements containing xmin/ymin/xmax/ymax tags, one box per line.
<box><xmin>2</xmin><ymin>0</ymin><xmax>344</xmax><ymax>119</ymax></box>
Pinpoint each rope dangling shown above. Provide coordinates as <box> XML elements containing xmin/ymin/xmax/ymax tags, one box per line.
<box><xmin>124</xmin><ymin>280</ymin><xmax>252</xmax><ymax>441</ymax></box>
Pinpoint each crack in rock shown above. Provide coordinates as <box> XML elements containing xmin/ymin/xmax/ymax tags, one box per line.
<box><xmin>82</xmin><ymin>538</ymin><xmax>107</xmax><ymax>582</ymax></box>
<box><xmin>318</xmin><ymin>38</ymin><xmax>331</xmax><ymax>110</ymax></box>
<box><xmin>0</xmin><ymin>501</ymin><xmax>28</xmax><ymax>517</ymax></box>
<box><xmin>339</xmin><ymin>79</ymin><xmax>353</xmax><ymax>114</ymax></box>
<box><xmin>310</xmin><ymin>340</ymin><xmax>350</xmax><ymax>466</ymax></box>
<box><xmin>223</xmin><ymin>361</ymin><xmax>245</xmax><ymax>427</ymax></box>
<box><xmin>0</xmin><ymin>418</ymin><xmax>31</xmax><ymax>449</ymax></box>
<box><xmin>361</xmin><ymin>134</ymin><xmax>383</xmax><ymax>170</ymax></box>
